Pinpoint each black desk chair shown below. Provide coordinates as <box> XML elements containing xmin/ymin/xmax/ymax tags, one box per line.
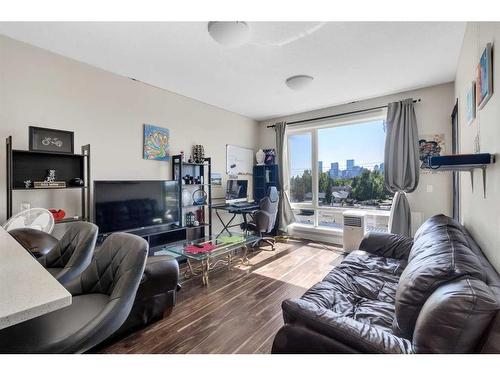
<box><xmin>242</xmin><ymin>186</ymin><xmax>279</xmax><ymax>250</ymax></box>
<box><xmin>0</xmin><ymin>232</ymin><xmax>148</xmax><ymax>353</ymax></box>
<box><xmin>9</xmin><ymin>221</ymin><xmax>98</xmax><ymax>285</ymax></box>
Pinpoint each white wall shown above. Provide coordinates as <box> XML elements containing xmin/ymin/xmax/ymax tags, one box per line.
<box><xmin>455</xmin><ymin>22</ymin><xmax>500</xmax><ymax>272</ymax></box>
<box><xmin>0</xmin><ymin>35</ymin><xmax>258</xmax><ymax>232</ymax></box>
<box><xmin>258</xmin><ymin>83</ymin><xmax>456</xmax><ymax>233</ymax></box>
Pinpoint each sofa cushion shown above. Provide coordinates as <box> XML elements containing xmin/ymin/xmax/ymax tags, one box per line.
<box><xmin>281</xmin><ymin>298</ymin><xmax>413</xmax><ymax>354</ymax></box>
<box><xmin>285</xmin><ymin>250</ymin><xmax>406</xmax><ymax>332</ymax></box>
<box><xmin>412</xmin><ymin>278</ymin><xmax>499</xmax><ymax>353</ymax></box>
<box><xmin>394</xmin><ymin>215</ymin><xmax>486</xmax><ymax>339</ymax></box>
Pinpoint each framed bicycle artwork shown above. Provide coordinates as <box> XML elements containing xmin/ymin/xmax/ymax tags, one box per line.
<box><xmin>29</xmin><ymin>126</ymin><xmax>74</xmax><ymax>153</ymax></box>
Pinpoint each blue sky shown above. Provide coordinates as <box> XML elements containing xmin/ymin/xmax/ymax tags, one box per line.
<box><xmin>289</xmin><ymin>120</ymin><xmax>386</xmax><ymax>176</ymax></box>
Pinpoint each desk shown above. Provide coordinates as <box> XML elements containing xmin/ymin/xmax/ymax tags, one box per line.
<box><xmin>212</xmin><ymin>203</ymin><xmax>259</xmax><ymax>237</ymax></box>
<box><xmin>0</xmin><ymin>227</ymin><xmax>71</xmax><ymax>330</ymax></box>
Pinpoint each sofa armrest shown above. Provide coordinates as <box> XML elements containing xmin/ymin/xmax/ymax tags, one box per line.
<box><xmin>359</xmin><ymin>232</ymin><xmax>413</xmax><ymax>260</ymax></box>
<box><xmin>282</xmin><ymin>299</ymin><xmax>413</xmax><ymax>354</ymax></box>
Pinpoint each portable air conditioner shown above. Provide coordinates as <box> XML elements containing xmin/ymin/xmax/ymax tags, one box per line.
<box><xmin>343</xmin><ymin>210</ymin><xmax>366</xmax><ymax>253</ymax></box>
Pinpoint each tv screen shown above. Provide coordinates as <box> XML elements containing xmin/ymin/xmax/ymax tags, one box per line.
<box><xmin>94</xmin><ymin>180</ymin><xmax>179</xmax><ymax>234</ymax></box>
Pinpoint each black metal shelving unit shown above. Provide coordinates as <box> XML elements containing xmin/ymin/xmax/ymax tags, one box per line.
<box><xmin>172</xmin><ymin>155</ymin><xmax>212</xmax><ymax>238</ymax></box>
<box><xmin>6</xmin><ymin>136</ymin><xmax>91</xmax><ymax>223</ymax></box>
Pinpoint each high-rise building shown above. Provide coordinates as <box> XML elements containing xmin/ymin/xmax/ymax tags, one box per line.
<box><xmin>318</xmin><ymin>161</ymin><xmax>323</xmax><ymax>173</ymax></box>
<box><xmin>379</xmin><ymin>163</ymin><xmax>385</xmax><ymax>173</ymax></box>
<box><xmin>329</xmin><ymin>162</ymin><xmax>339</xmax><ymax>179</ymax></box>
<box><xmin>346</xmin><ymin>159</ymin><xmax>355</xmax><ymax>171</ymax></box>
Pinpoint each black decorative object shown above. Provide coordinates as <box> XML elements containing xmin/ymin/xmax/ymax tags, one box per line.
<box><xmin>29</xmin><ymin>126</ymin><xmax>74</xmax><ymax>154</ymax></box>
<box><xmin>45</xmin><ymin>169</ymin><xmax>56</xmax><ymax>182</ymax></box>
<box><xmin>185</xmin><ymin>212</ymin><xmax>195</xmax><ymax>226</ymax></box>
<box><xmin>193</xmin><ymin>145</ymin><xmax>205</xmax><ymax>163</ymax></box>
<box><xmin>263</xmin><ymin>149</ymin><xmax>276</xmax><ymax>165</ymax></box>
<box><xmin>69</xmin><ymin>178</ymin><xmax>84</xmax><ymax>187</ymax></box>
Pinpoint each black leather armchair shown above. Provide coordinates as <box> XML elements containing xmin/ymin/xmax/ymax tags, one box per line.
<box><xmin>9</xmin><ymin>221</ymin><xmax>98</xmax><ymax>285</ymax></box>
<box><xmin>0</xmin><ymin>232</ymin><xmax>148</xmax><ymax>353</ymax></box>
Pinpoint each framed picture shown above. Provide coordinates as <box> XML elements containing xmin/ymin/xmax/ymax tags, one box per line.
<box><xmin>466</xmin><ymin>81</ymin><xmax>476</xmax><ymax>125</ymax></box>
<box><xmin>210</xmin><ymin>172</ymin><xmax>223</xmax><ymax>186</ymax></box>
<box><xmin>143</xmin><ymin>124</ymin><xmax>170</xmax><ymax>161</ymax></box>
<box><xmin>476</xmin><ymin>43</ymin><xmax>493</xmax><ymax>110</ymax></box>
<box><xmin>29</xmin><ymin>126</ymin><xmax>74</xmax><ymax>153</ymax></box>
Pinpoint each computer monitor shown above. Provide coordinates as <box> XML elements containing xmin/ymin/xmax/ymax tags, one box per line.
<box><xmin>225</xmin><ymin>180</ymin><xmax>248</xmax><ymax>203</ymax></box>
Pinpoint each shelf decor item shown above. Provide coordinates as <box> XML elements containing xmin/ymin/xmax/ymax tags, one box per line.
<box><xmin>185</xmin><ymin>212</ymin><xmax>195</xmax><ymax>227</ymax></box>
<box><xmin>143</xmin><ymin>124</ymin><xmax>170</xmax><ymax>161</ymax></box>
<box><xmin>182</xmin><ymin>188</ymin><xmax>193</xmax><ymax>207</ymax></box>
<box><xmin>193</xmin><ymin>145</ymin><xmax>205</xmax><ymax>163</ymax></box>
<box><xmin>419</xmin><ymin>134</ymin><xmax>445</xmax><ymax>172</ymax></box>
<box><xmin>192</xmin><ymin>188</ymin><xmax>208</xmax><ymax>205</ymax></box>
<box><xmin>49</xmin><ymin>208</ymin><xmax>66</xmax><ymax>221</ymax></box>
<box><xmin>264</xmin><ymin>148</ymin><xmax>276</xmax><ymax>165</ymax></box>
<box><xmin>29</xmin><ymin>126</ymin><xmax>74</xmax><ymax>154</ymax></box>
<box><xmin>476</xmin><ymin>43</ymin><xmax>493</xmax><ymax>110</ymax></box>
<box><xmin>255</xmin><ymin>149</ymin><xmax>265</xmax><ymax>165</ymax></box>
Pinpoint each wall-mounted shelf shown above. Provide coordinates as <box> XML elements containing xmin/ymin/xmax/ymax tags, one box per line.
<box><xmin>429</xmin><ymin>153</ymin><xmax>495</xmax><ymax>198</ymax></box>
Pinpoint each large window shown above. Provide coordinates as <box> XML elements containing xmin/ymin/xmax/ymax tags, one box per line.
<box><xmin>288</xmin><ymin>115</ymin><xmax>393</xmax><ymax>232</ymax></box>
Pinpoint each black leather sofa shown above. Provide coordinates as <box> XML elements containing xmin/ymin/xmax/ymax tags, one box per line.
<box><xmin>272</xmin><ymin>214</ymin><xmax>500</xmax><ymax>354</ymax></box>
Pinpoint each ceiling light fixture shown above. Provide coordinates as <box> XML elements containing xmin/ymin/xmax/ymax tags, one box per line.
<box><xmin>207</xmin><ymin>21</ymin><xmax>251</xmax><ymax>47</ymax></box>
<box><xmin>286</xmin><ymin>75</ymin><xmax>314</xmax><ymax>90</ymax></box>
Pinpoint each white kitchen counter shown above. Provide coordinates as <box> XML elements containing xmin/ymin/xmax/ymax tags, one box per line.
<box><xmin>0</xmin><ymin>226</ymin><xmax>71</xmax><ymax>330</ymax></box>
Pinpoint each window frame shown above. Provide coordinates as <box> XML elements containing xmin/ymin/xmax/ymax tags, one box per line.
<box><xmin>286</xmin><ymin>109</ymin><xmax>388</xmax><ymax>230</ymax></box>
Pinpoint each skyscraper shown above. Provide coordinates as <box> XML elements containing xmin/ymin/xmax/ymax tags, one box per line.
<box><xmin>318</xmin><ymin>161</ymin><xmax>323</xmax><ymax>173</ymax></box>
<box><xmin>329</xmin><ymin>162</ymin><xmax>339</xmax><ymax>179</ymax></box>
<box><xmin>346</xmin><ymin>159</ymin><xmax>355</xmax><ymax>171</ymax></box>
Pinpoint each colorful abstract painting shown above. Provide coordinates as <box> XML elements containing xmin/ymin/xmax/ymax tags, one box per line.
<box><xmin>476</xmin><ymin>43</ymin><xmax>493</xmax><ymax>110</ymax></box>
<box><xmin>143</xmin><ymin>124</ymin><xmax>170</xmax><ymax>161</ymax></box>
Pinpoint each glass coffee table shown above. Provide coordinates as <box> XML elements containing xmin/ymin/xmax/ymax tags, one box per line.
<box><xmin>153</xmin><ymin>232</ymin><xmax>259</xmax><ymax>286</ymax></box>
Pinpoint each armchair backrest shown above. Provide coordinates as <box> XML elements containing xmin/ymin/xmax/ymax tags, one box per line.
<box><xmin>255</xmin><ymin>186</ymin><xmax>279</xmax><ymax>234</ymax></box>
<box><xmin>66</xmin><ymin>232</ymin><xmax>148</xmax><ymax>299</ymax></box>
<box><xmin>38</xmin><ymin>221</ymin><xmax>98</xmax><ymax>270</ymax></box>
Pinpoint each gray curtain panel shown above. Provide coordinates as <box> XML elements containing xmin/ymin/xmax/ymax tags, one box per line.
<box><xmin>384</xmin><ymin>98</ymin><xmax>420</xmax><ymax>237</ymax></box>
<box><xmin>275</xmin><ymin>121</ymin><xmax>295</xmax><ymax>233</ymax></box>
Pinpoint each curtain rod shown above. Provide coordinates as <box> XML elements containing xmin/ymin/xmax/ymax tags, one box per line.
<box><xmin>267</xmin><ymin>98</ymin><xmax>421</xmax><ymax>128</ymax></box>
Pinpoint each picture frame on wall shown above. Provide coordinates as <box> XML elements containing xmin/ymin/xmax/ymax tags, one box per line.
<box><xmin>29</xmin><ymin>126</ymin><xmax>74</xmax><ymax>153</ymax></box>
<box><xmin>466</xmin><ymin>81</ymin><xmax>476</xmax><ymax>125</ymax></box>
<box><xmin>476</xmin><ymin>42</ymin><xmax>493</xmax><ymax>110</ymax></box>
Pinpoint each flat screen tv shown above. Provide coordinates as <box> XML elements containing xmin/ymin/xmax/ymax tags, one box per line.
<box><xmin>94</xmin><ymin>180</ymin><xmax>179</xmax><ymax>234</ymax></box>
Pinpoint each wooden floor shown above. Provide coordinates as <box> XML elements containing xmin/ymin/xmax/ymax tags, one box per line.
<box><xmin>99</xmin><ymin>239</ymin><xmax>345</xmax><ymax>354</ymax></box>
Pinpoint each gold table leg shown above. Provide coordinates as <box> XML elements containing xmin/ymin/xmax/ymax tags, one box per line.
<box><xmin>201</xmin><ymin>258</ymin><xmax>210</xmax><ymax>286</ymax></box>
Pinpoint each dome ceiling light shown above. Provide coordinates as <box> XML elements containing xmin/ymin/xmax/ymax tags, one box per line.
<box><xmin>285</xmin><ymin>75</ymin><xmax>314</xmax><ymax>90</ymax></box>
<box><xmin>207</xmin><ymin>21</ymin><xmax>251</xmax><ymax>47</ymax></box>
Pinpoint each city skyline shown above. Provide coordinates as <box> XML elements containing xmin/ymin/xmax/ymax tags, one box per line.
<box><xmin>289</xmin><ymin>119</ymin><xmax>386</xmax><ymax>177</ymax></box>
